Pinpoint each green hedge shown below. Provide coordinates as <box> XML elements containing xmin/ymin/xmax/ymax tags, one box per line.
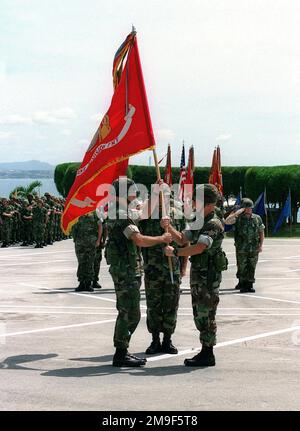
<box><xmin>54</xmin><ymin>163</ymin><xmax>300</xmax><ymax>222</ymax></box>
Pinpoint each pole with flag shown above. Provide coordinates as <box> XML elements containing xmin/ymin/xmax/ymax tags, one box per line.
<box><xmin>164</xmin><ymin>144</ymin><xmax>172</xmax><ymax>187</ymax></box>
<box><xmin>178</xmin><ymin>141</ymin><xmax>186</xmax><ymax>202</ymax></box>
<box><xmin>209</xmin><ymin>146</ymin><xmax>223</xmax><ymax>195</ymax></box>
<box><xmin>61</xmin><ymin>29</ymin><xmax>158</xmax><ymax>233</ymax></box>
<box><xmin>273</xmin><ymin>190</ymin><xmax>292</xmax><ymax>235</ymax></box>
<box><xmin>185</xmin><ymin>145</ymin><xmax>194</xmax><ymax>203</ymax></box>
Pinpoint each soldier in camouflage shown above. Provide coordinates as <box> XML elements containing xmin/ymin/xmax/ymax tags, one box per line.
<box><xmin>139</xmin><ymin>192</ymin><xmax>185</xmax><ymax>355</ymax></box>
<box><xmin>164</xmin><ymin>184</ymin><xmax>227</xmax><ymax>367</ymax></box>
<box><xmin>0</xmin><ymin>199</ymin><xmax>13</xmax><ymax>247</ymax></box>
<box><xmin>32</xmin><ymin>199</ymin><xmax>48</xmax><ymax>248</ymax></box>
<box><xmin>71</xmin><ymin>211</ymin><xmax>103</xmax><ymax>292</ymax></box>
<box><xmin>105</xmin><ymin>177</ymin><xmax>172</xmax><ymax>367</ymax></box>
<box><xmin>225</xmin><ymin>197</ymin><xmax>265</xmax><ymax>293</ymax></box>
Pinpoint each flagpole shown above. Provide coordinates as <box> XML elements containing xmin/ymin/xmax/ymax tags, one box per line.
<box><xmin>289</xmin><ymin>188</ymin><xmax>292</xmax><ymax>237</ymax></box>
<box><xmin>264</xmin><ymin>187</ymin><xmax>269</xmax><ymax>238</ymax></box>
<box><xmin>152</xmin><ymin>148</ymin><xmax>174</xmax><ymax>284</ymax></box>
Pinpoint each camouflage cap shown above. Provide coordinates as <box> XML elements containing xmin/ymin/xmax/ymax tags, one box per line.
<box><xmin>195</xmin><ymin>184</ymin><xmax>219</xmax><ymax>205</ymax></box>
<box><xmin>240</xmin><ymin>198</ymin><xmax>254</xmax><ymax>208</ymax></box>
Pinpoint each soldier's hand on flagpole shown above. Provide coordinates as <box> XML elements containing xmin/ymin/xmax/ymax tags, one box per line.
<box><xmin>164</xmin><ymin>245</ymin><xmax>175</xmax><ymax>256</ymax></box>
<box><xmin>161</xmin><ymin>232</ymin><xmax>172</xmax><ymax>244</ymax></box>
<box><xmin>160</xmin><ymin>216</ymin><xmax>171</xmax><ymax>229</ymax></box>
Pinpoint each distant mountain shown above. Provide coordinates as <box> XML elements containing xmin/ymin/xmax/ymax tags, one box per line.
<box><xmin>0</xmin><ymin>160</ymin><xmax>54</xmax><ymax>171</ymax></box>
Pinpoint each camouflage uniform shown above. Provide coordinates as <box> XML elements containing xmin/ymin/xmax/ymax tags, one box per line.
<box><xmin>184</xmin><ymin>212</ymin><xmax>226</xmax><ymax>347</ymax></box>
<box><xmin>32</xmin><ymin>203</ymin><xmax>47</xmax><ymax>247</ymax></box>
<box><xmin>21</xmin><ymin>204</ymin><xmax>33</xmax><ymax>245</ymax></box>
<box><xmin>234</xmin><ymin>214</ymin><xmax>265</xmax><ymax>283</ymax></box>
<box><xmin>45</xmin><ymin>197</ymin><xmax>55</xmax><ymax>244</ymax></box>
<box><xmin>139</xmin><ymin>206</ymin><xmax>184</xmax><ymax>338</ymax></box>
<box><xmin>71</xmin><ymin>212</ymin><xmax>101</xmax><ymax>285</ymax></box>
<box><xmin>0</xmin><ymin>201</ymin><xmax>13</xmax><ymax>246</ymax></box>
<box><xmin>105</xmin><ymin>205</ymin><xmax>142</xmax><ymax>350</ymax></box>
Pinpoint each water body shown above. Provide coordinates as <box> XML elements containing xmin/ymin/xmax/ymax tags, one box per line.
<box><xmin>0</xmin><ymin>178</ymin><xmax>59</xmax><ymax>198</ymax></box>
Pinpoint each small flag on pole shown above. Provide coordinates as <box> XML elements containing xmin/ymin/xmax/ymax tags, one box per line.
<box><xmin>273</xmin><ymin>191</ymin><xmax>292</xmax><ymax>234</ymax></box>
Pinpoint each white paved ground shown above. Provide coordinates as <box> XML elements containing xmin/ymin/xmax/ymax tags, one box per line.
<box><xmin>0</xmin><ymin>238</ymin><xmax>300</xmax><ymax>411</ymax></box>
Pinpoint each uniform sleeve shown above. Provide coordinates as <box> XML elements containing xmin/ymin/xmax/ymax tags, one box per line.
<box><xmin>197</xmin><ymin>234</ymin><xmax>213</xmax><ymax>248</ymax></box>
<box><xmin>257</xmin><ymin>216</ymin><xmax>265</xmax><ymax>232</ymax></box>
<box><xmin>123</xmin><ymin>223</ymin><xmax>140</xmax><ymax>239</ymax></box>
<box><xmin>182</xmin><ymin>229</ymin><xmax>194</xmax><ymax>242</ymax></box>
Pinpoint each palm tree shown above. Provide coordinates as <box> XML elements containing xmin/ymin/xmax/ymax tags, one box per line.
<box><xmin>9</xmin><ymin>180</ymin><xmax>43</xmax><ymax>199</ymax></box>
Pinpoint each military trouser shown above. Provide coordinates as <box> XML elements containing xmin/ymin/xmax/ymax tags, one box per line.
<box><xmin>33</xmin><ymin>223</ymin><xmax>45</xmax><ymax>245</ymax></box>
<box><xmin>1</xmin><ymin>220</ymin><xmax>11</xmax><ymax>244</ymax></box>
<box><xmin>113</xmin><ymin>277</ymin><xmax>141</xmax><ymax>350</ymax></box>
<box><xmin>93</xmin><ymin>246</ymin><xmax>102</xmax><ymax>282</ymax></box>
<box><xmin>22</xmin><ymin>221</ymin><xmax>33</xmax><ymax>244</ymax></box>
<box><xmin>236</xmin><ymin>251</ymin><xmax>259</xmax><ymax>283</ymax></box>
<box><xmin>190</xmin><ymin>266</ymin><xmax>221</xmax><ymax>347</ymax></box>
<box><xmin>144</xmin><ymin>268</ymin><xmax>180</xmax><ymax>336</ymax></box>
<box><xmin>74</xmin><ymin>239</ymin><xmax>97</xmax><ymax>282</ymax></box>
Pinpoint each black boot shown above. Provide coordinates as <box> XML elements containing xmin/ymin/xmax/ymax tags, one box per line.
<box><xmin>92</xmin><ymin>281</ymin><xmax>102</xmax><ymax>289</ymax></box>
<box><xmin>161</xmin><ymin>335</ymin><xmax>178</xmax><ymax>354</ymax></box>
<box><xmin>235</xmin><ymin>281</ymin><xmax>240</xmax><ymax>290</ymax></box>
<box><xmin>247</xmin><ymin>282</ymin><xmax>255</xmax><ymax>293</ymax></box>
<box><xmin>84</xmin><ymin>281</ymin><xmax>94</xmax><ymax>292</ymax></box>
<box><xmin>1</xmin><ymin>243</ymin><xmax>8</xmax><ymax>248</ymax></box>
<box><xmin>184</xmin><ymin>346</ymin><xmax>215</xmax><ymax>367</ymax></box>
<box><xmin>112</xmin><ymin>349</ymin><xmax>146</xmax><ymax>367</ymax></box>
<box><xmin>127</xmin><ymin>352</ymin><xmax>147</xmax><ymax>364</ymax></box>
<box><xmin>145</xmin><ymin>333</ymin><xmax>162</xmax><ymax>354</ymax></box>
<box><xmin>75</xmin><ymin>282</ymin><xmax>86</xmax><ymax>292</ymax></box>
<box><xmin>239</xmin><ymin>281</ymin><xmax>249</xmax><ymax>293</ymax></box>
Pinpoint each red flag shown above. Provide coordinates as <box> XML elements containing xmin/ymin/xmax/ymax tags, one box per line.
<box><xmin>61</xmin><ymin>31</ymin><xmax>155</xmax><ymax>233</ymax></box>
<box><xmin>185</xmin><ymin>145</ymin><xmax>194</xmax><ymax>190</ymax></box>
<box><xmin>178</xmin><ymin>142</ymin><xmax>186</xmax><ymax>201</ymax></box>
<box><xmin>209</xmin><ymin>146</ymin><xmax>223</xmax><ymax>195</ymax></box>
<box><xmin>164</xmin><ymin>144</ymin><xmax>172</xmax><ymax>186</ymax></box>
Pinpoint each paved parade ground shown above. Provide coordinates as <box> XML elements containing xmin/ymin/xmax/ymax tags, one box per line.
<box><xmin>0</xmin><ymin>237</ymin><xmax>300</xmax><ymax>411</ymax></box>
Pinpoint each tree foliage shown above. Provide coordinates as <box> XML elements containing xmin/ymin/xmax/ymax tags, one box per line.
<box><xmin>54</xmin><ymin>162</ymin><xmax>300</xmax><ymax>223</ymax></box>
<box><xmin>9</xmin><ymin>180</ymin><xmax>43</xmax><ymax>199</ymax></box>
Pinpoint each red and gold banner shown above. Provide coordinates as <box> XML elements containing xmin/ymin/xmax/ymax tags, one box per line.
<box><xmin>209</xmin><ymin>146</ymin><xmax>223</xmax><ymax>195</ymax></box>
<box><xmin>61</xmin><ymin>31</ymin><xmax>155</xmax><ymax>233</ymax></box>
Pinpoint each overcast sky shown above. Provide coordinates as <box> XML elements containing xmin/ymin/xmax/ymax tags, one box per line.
<box><xmin>1</xmin><ymin>0</ymin><xmax>300</xmax><ymax>167</ymax></box>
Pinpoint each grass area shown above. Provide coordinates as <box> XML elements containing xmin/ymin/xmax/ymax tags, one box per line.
<box><xmin>268</xmin><ymin>223</ymin><xmax>300</xmax><ymax>238</ymax></box>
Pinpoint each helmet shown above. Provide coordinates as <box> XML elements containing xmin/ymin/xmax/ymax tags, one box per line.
<box><xmin>240</xmin><ymin>198</ymin><xmax>254</xmax><ymax>209</ymax></box>
<box><xmin>112</xmin><ymin>176</ymin><xmax>138</xmax><ymax>199</ymax></box>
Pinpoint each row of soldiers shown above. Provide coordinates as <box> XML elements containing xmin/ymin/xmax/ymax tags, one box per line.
<box><xmin>72</xmin><ymin>178</ymin><xmax>264</xmax><ymax>368</ymax></box>
<box><xmin>0</xmin><ymin>193</ymin><xmax>68</xmax><ymax>248</ymax></box>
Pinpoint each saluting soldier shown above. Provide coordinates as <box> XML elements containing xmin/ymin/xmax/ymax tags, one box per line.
<box><xmin>225</xmin><ymin>198</ymin><xmax>265</xmax><ymax>293</ymax></box>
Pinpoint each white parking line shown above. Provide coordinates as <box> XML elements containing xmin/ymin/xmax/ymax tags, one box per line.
<box><xmin>237</xmin><ymin>294</ymin><xmax>300</xmax><ymax>305</ymax></box>
<box><xmin>0</xmin><ymin>250</ymin><xmax>75</xmax><ymax>259</ymax></box>
<box><xmin>147</xmin><ymin>324</ymin><xmax>300</xmax><ymax>362</ymax></box>
<box><xmin>0</xmin><ymin>319</ymin><xmax>117</xmax><ymax>338</ymax></box>
<box><xmin>0</xmin><ymin>260</ymin><xmax>73</xmax><ymax>267</ymax></box>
